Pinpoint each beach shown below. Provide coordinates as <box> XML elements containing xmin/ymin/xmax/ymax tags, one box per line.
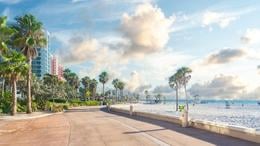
<box><xmin>113</xmin><ymin>100</ymin><xmax>260</xmax><ymax>130</ymax></box>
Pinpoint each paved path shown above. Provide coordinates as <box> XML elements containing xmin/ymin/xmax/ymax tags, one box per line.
<box><xmin>0</xmin><ymin>107</ymin><xmax>258</xmax><ymax>146</ymax></box>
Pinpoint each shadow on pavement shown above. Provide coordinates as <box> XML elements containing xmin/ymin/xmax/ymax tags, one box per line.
<box><xmin>100</xmin><ymin>108</ymin><xmax>259</xmax><ymax>146</ymax></box>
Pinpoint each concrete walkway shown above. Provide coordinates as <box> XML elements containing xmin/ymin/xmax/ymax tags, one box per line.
<box><xmin>0</xmin><ymin>107</ymin><xmax>258</xmax><ymax>146</ymax></box>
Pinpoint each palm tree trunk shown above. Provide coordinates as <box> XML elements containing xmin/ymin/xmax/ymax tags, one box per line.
<box><xmin>27</xmin><ymin>56</ymin><xmax>32</xmax><ymax>114</ymax></box>
<box><xmin>11</xmin><ymin>77</ymin><xmax>17</xmax><ymax>116</ymax></box>
<box><xmin>184</xmin><ymin>83</ymin><xmax>189</xmax><ymax>111</ymax></box>
<box><xmin>102</xmin><ymin>83</ymin><xmax>104</xmax><ymax>96</ymax></box>
<box><xmin>1</xmin><ymin>78</ymin><xmax>5</xmax><ymax>97</ymax></box>
<box><xmin>115</xmin><ymin>88</ymin><xmax>118</xmax><ymax>102</ymax></box>
<box><xmin>175</xmin><ymin>87</ymin><xmax>178</xmax><ymax>111</ymax></box>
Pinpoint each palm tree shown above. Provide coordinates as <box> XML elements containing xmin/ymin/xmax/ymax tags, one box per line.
<box><xmin>12</xmin><ymin>14</ymin><xmax>47</xmax><ymax>113</ymax></box>
<box><xmin>81</xmin><ymin>76</ymin><xmax>91</xmax><ymax>99</ymax></box>
<box><xmin>169</xmin><ymin>72</ymin><xmax>181</xmax><ymax>111</ymax></box>
<box><xmin>117</xmin><ymin>81</ymin><xmax>125</xmax><ymax>101</ymax></box>
<box><xmin>43</xmin><ymin>74</ymin><xmax>59</xmax><ymax>100</ymax></box>
<box><xmin>89</xmin><ymin>79</ymin><xmax>98</xmax><ymax>99</ymax></box>
<box><xmin>0</xmin><ymin>51</ymin><xmax>28</xmax><ymax>115</ymax></box>
<box><xmin>0</xmin><ymin>16</ymin><xmax>15</xmax><ymax>54</ymax></box>
<box><xmin>144</xmin><ymin>90</ymin><xmax>150</xmax><ymax>103</ymax></box>
<box><xmin>98</xmin><ymin>71</ymin><xmax>109</xmax><ymax>96</ymax></box>
<box><xmin>112</xmin><ymin>79</ymin><xmax>119</xmax><ymax>101</ymax></box>
<box><xmin>177</xmin><ymin>67</ymin><xmax>192</xmax><ymax>110</ymax></box>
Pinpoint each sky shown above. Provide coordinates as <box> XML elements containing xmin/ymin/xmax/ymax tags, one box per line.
<box><xmin>1</xmin><ymin>0</ymin><xmax>260</xmax><ymax>99</ymax></box>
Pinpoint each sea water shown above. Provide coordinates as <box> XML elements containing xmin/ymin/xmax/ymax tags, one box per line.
<box><xmin>114</xmin><ymin>99</ymin><xmax>260</xmax><ymax>130</ymax></box>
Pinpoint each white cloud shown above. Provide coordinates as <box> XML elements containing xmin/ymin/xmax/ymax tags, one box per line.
<box><xmin>202</xmin><ymin>11</ymin><xmax>237</xmax><ymax>28</ymax></box>
<box><xmin>241</xmin><ymin>28</ymin><xmax>260</xmax><ymax>45</ymax></box>
<box><xmin>189</xmin><ymin>75</ymin><xmax>246</xmax><ymax>99</ymax></box>
<box><xmin>203</xmin><ymin>48</ymin><xmax>246</xmax><ymax>65</ymax></box>
<box><xmin>126</xmin><ymin>71</ymin><xmax>151</xmax><ymax>93</ymax></box>
<box><xmin>120</xmin><ymin>3</ymin><xmax>174</xmax><ymax>56</ymax></box>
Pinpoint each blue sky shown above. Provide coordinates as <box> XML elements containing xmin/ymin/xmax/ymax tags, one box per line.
<box><xmin>1</xmin><ymin>0</ymin><xmax>260</xmax><ymax>99</ymax></box>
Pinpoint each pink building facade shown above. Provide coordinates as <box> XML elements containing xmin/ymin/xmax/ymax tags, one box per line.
<box><xmin>51</xmin><ymin>55</ymin><xmax>64</xmax><ymax>80</ymax></box>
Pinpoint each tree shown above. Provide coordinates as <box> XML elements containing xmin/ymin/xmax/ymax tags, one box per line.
<box><xmin>98</xmin><ymin>71</ymin><xmax>109</xmax><ymax>96</ymax></box>
<box><xmin>177</xmin><ymin>67</ymin><xmax>192</xmax><ymax>111</ymax></box>
<box><xmin>117</xmin><ymin>81</ymin><xmax>125</xmax><ymax>100</ymax></box>
<box><xmin>89</xmin><ymin>79</ymin><xmax>98</xmax><ymax>99</ymax></box>
<box><xmin>81</xmin><ymin>76</ymin><xmax>91</xmax><ymax>99</ymax></box>
<box><xmin>43</xmin><ymin>74</ymin><xmax>59</xmax><ymax>100</ymax></box>
<box><xmin>0</xmin><ymin>16</ymin><xmax>15</xmax><ymax>54</ymax></box>
<box><xmin>63</xmin><ymin>69</ymin><xmax>80</xmax><ymax>89</ymax></box>
<box><xmin>169</xmin><ymin>72</ymin><xmax>181</xmax><ymax>111</ymax></box>
<box><xmin>0</xmin><ymin>51</ymin><xmax>28</xmax><ymax>115</ymax></box>
<box><xmin>112</xmin><ymin>79</ymin><xmax>119</xmax><ymax>101</ymax></box>
<box><xmin>144</xmin><ymin>90</ymin><xmax>150</xmax><ymax>103</ymax></box>
<box><xmin>155</xmin><ymin>93</ymin><xmax>162</xmax><ymax>103</ymax></box>
<box><xmin>12</xmin><ymin>14</ymin><xmax>47</xmax><ymax>113</ymax></box>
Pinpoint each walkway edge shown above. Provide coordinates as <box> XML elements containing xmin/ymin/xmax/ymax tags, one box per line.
<box><xmin>110</xmin><ymin>107</ymin><xmax>260</xmax><ymax>144</ymax></box>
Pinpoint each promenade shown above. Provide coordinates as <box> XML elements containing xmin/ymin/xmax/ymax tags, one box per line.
<box><xmin>0</xmin><ymin>107</ymin><xmax>258</xmax><ymax>146</ymax></box>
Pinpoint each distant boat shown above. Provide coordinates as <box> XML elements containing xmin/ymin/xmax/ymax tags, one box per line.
<box><xmin>257</xmin><ymin>101</ymin><xmax>260</xmax><ymax>106</ymax></box>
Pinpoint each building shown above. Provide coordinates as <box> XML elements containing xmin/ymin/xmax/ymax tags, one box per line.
<box><xmin>51</xmin><ymin>55</ymin><xmax>64</xmax><ymax>80</ymax></box>
<box><xmin>32</xmin><ymin>48</ymin><xmax>51</xmax><ymax>78</ymax></box>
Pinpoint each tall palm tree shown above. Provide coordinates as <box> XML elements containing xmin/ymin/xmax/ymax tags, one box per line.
<box><xmin>89</xmin><ymin>79</ymin><xmax>98</xmax><ymax>99</ymax></box>
<box><xmin>117</xmin><ymin>81</ymin><xmax>125</xmax><ymax>100</ymax></box>
<box><xmin>0</xmin><ymin>16</ymin><xmax>15</xmax><ymax>54</ymax></box>
<box><xmin>177</xmin><ymin>67</ymin><xmax>192</xmax><ymax>111</ymax></box>
<box><xmin>0</xmin><ymin>51</ymin><xmax>28</xmax><ymax>115</ymax></box>
<box><xmin>98</xmin><ymin>71</ymin><xmax>109</xmax><ymax>96</ymax></box>
<box><xmin>169</xmin><ymin>72</ymin><xmax>181</xmax><ymax>111</ymax></box>
<box><xmin>63</xmin><ymin>69</ymin><xmax>80</xmax><ymax>90</ymax></box>
<box><xmin>81</xmin><ymin>76</ymin><xmax>91</xmax><ymax>99</ymax></box>
<box><xmin>12</xmin><ymin>14</ymin><xmax>47</xmax><ymax>113</ymax></box>
<box><xmin>144</xmin><ymin>90</ymin><xmax>150</xmax><ymax>103</ymax></box>
<box><xmin>112</xmin><ymin>78</ymin><xmax>119</xmax><ymax>101</ymax></box>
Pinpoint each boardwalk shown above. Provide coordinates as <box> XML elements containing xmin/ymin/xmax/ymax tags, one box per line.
<box><xmin>0</xmin><ymin>107</ymin><xmax>258</xmax><ymax>146</ymax></box>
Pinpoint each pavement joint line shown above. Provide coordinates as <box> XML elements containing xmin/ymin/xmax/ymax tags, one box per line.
<box><xmin>107</xmin><ymin>115</ymin><xmax>170</xmax><ymax>146</ymax></box>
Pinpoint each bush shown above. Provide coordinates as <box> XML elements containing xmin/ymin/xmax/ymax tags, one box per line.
<box><xmin>63</xmin><ymin>104</ymin><xmax>69</xmax><ymax>110</ymax></box>
<box><xmin>0</xmin><ymin>91</ymin><xmax>12</xmax><ymax>113</ymax></box>
<box><xmin>52</xmin><ymin>104</ymin><xmax>64</xmax><ymax>112</ymax></box>
<box><xmin>48</xmin><ymin>98</ymin><xmax>67</xmax><ymax>103</ymax></box>
<box><xmin>32</xmin><ymin>101</ymin><xmax>38</xmax><ymax>112</ymax></box>
<box><xmin>84</xmin><ymin>100</ymin><xmax>100</xmax><ymax>106</ymax></box>
<box><xmin>68</xmin><ymin>99</ymin><xmax>100</xmax><ymax>107</ymax></box>
<box><xmin>45</xmin><ymin>101</ymin><xmax>69</xmax><ymax>112</ymax></box>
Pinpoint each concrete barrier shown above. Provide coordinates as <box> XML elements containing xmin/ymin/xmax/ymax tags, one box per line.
<box><xmin>110</xmin><ymin>107</ymin><xmax>260</xmax><ymax>143</ymax></box>
<box><xmin>190</xmin><ymin>119</ymin><xmax>260</xmax><ymax>143</ymax></box>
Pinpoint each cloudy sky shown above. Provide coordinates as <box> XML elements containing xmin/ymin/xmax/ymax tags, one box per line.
<box><xmin>1</xmin><ymin>0</ymin><xmax>260</xmax><ymax>99</ymax></box>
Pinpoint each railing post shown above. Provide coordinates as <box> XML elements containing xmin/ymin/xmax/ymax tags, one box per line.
<box><xmin>130</xmin><ymin>104</ymin><xmax>133</xmax><ymax>116</ymax></box>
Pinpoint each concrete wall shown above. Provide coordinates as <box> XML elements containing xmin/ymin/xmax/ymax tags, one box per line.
<box><xmin>110</xmin><ymin>107</ymin><xmax>260</xmax><ymax>143</ymax></box>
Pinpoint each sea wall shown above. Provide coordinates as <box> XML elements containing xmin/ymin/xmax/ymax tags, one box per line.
<box><xmin>109</xmin><ymin>106</ymin><xmax>260</xmax><ymax>143</ymax></box>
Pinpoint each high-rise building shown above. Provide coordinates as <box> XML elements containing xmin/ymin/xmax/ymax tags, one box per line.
<box><xmin>32</xmin><ymin>48</ymin><xmax>51</xmax><ymax>78</ymax></box>
<box><xmin>51</xmin><ymin>55</ymin><xmax>64</xmax><ymax>80</ymax></box>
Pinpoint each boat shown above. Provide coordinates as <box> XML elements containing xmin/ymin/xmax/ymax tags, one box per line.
<box><xmin>257</xmin><ymin>101</ymin><xmax>260</xmax><ymax>106</ymax></box>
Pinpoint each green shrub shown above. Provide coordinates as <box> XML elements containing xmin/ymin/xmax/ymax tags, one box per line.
<box><xmin>0</xmin><ymin>91</ymin><xmax>12</xmax><ymax>113</ymax></box>
<box><xmin>63</xmin><ymin>104</ymin><xmax>69</xmax><ymax>110</ymax></box>
<box><xmin>52</xmin><ymin>104</ymin><xmax>63</xmax><ymax>112</ymax></box>
<box><xmin>17</xmin><ymin>103</ymin><xmax>26</xmax><ymax>112</ymax></box>
<box><xmin>84</xmin><ymin>100</ymin><xmax>100</xmax><ymax>106</ymax></box>
<box><xmin>32</xmin><ymin>101</ymin><xmax>38</xmax><ymax>112</ymax></box>
<box><xmin>45</xmin><ymin>101</ymin><xmax>69</xmax><ymax>112</ymax></box>
<box><xmin>48</xmin><ymin>98</ymin><xmax>67</xmax><ymax>103</ymax></box>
